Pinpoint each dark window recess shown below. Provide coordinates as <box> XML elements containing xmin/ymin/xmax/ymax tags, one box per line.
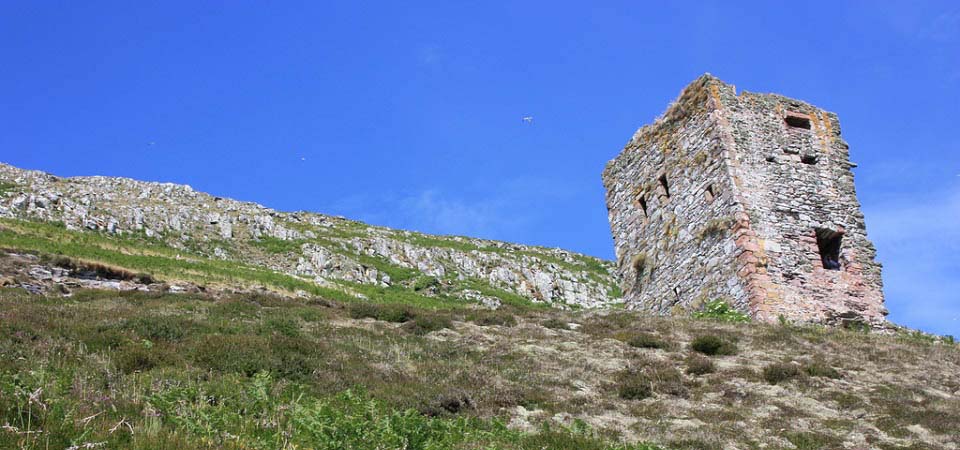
<box><xmin>785</xmin><ymin>115</ymin><xmax>811</xmax><ymax>129</ymax></box>
<box><xmin>632</xmin><ymin>256</ymin><xmax>646</xmax><ymax>291</ymax></box>
<box><xmin>815</xmin><ymin>228</ymin><xmax>843</xmax><ymax>270</ymax></box>
<box><xmin>801</xmin><ymin>154</ymin><xmax>818</xmax><ymax>165</ymax></box>
<box><xmin>659</xmin><ymin>174</ymin><xmax>670</xmax><ymax>198</ymax></box>
<box><xmin>638</xmin><ymin>195</ymin><xmax>648</xmax><ymax>217</ymax></box>
<box><xmin>704</xmin><ymin>184</ymin><xmax>715</xmax><ymax>203</ymax></box>
<box><xmin>673</xmin><ymin>286</ymin><xmax>681</xmax><ymax>303</ymax></box>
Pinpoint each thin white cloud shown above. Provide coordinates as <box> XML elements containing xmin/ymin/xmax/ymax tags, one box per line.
<box><xmin>327</xmin><ymin>176</ymin><xmax>582</xmax><ymax>242</ymax></box>
<box><xmin>864</xmin><ymin>185</ymin><xmax>960</xmax><ymax>336</ymax></box>
<box><xmin>399</xmin><ymin>189</ymin><xmax>502</xmax><ymax>237</ymax></box>
<box><xmin>417</xmin><ymin>44</ymin><xmax>442</xmax><ymax>66</ymax></box>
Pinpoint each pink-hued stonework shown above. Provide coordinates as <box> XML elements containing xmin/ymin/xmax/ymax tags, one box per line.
<box><xmin>602</xmin><ymin>75</ymin><xmax>886</xmax><ymax>326</ymax></box>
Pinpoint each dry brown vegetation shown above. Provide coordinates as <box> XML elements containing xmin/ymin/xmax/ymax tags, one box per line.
<box><xmin>1</xmin><ymin>286</ymin><xmax>958</xmax><ymax>449</ymax></box>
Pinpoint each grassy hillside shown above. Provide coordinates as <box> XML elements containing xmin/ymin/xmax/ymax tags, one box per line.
<box><xmin>0</xmin><ymin>162</ymin><xmax>621</xmax><ymax>309</ymax></box>
<box><xmin>1</xmin><ymin>287</ymin><xmax>957</xmax><ymax>449</ymax></box>
<box><xmin>0</xmin><ymin>218</ymin><xmax>549</xmax><ymax>310</ymax></box>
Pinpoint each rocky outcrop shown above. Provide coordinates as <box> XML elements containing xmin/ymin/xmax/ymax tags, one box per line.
<box><xmin>0</xmin><ymin>163</ymin><xmax>619</xmax><ymax>308</ymax></box>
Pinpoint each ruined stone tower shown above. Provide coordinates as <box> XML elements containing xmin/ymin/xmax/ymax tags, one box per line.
<box><xmin>602</xmin><ymin>75</ymin><xmax>886</xmax><ymax>325</ymax></box>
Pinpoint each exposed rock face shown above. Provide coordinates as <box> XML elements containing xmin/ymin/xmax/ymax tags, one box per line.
<box><xmin>0</xmin><ymin>163</ymin><xmax>618</xmax><ymax>308</ymax></box>
<box><xmin>603</xmin><ymin>75</ymin><xmax>886</xmax><ymax>326</ymax></box>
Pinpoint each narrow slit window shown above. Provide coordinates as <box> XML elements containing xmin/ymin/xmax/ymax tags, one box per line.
<box><xmin>704</xmin><ymin>184</ymin><xmax>715</xmax><ymax>203</ymax></box>
<box><xmin>638</xmin><ymin>195</ymin><xmax>648</xmax><ymax>217</ymax></box>
<box><xmin>815</xmin><ymin>228</ymin><xmax>843</xmax><ymax>270</ymax></box>
<box><xmin>785</xmin><ymin>114</ymin><xmax>811</xmax><ymax>129</ymax></box>
<box><xmin>632</xmin><ymin>254</ymin><xmax>646</xmax><ymax>292</ymax></box>
<box><xmin>659</xmin><ymin>174</ymin><xmax>670</xmax><ymax>198</ymax></box>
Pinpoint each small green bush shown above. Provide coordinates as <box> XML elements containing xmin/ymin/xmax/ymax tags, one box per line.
<box><xmin>191</xmin><ymin>334</ymin><xmax>322</xmax><ymax>379</ymax></box>
<box><xmin>616</xmin><ymin>371</ymin><xmax>652</xmax><ymax>400</ymax></box>
<box><xmin>685</xmin><ymin>355</ymin><xmax>715</xmax><ymax>376</ymax></box>
<box><xmin>762</xmin><ymin>362</ymin><xmax>801</xmax><ymax>384</ymax></box>
<box><xmin>348</xmin><ymin>303</ymin><xmax>415</xmax><ymax>323</ymax></box>
<box><xmin>419</xmin><ymin>392</ymin><xmax>475</xmax><ymax>416</ymax></box>
<box><xmin>616</xmin><ymin>362</ymin><xmax>686</xmax><ymax>400</ymax></box>
<box><xmin>208</xmin><ymin>299</ymin><xmax>260</xmax><ymax>319</ymax></box>
<box><xmin>690</xmin><ymin>335</ymin><xmax>738</xmax><ymax>356</ymax></box>
<box><xmin>842</xmin><ymin>320</ymin><xmax>871</xmax><ymax>333</ymax></box>
<box><xmin>803</xmin><ymin>361</ymin><xmax>841</xmax><ymax>379</ymax></box>
<box><xmin>469</xmin><ymin>311</ymin><xmax>517</xmax><ymax>327</ymax></box>
<box><xmin>114</xmin><ymin>344</ymin><xmax>177</xmax><ymax>374</ymax></box>
<box><xmin>79</xmin><ymin>324</ymin><xmax>130</xmax><ymax>351</ymax></box>
<box><xmin>412</xmin><ymin>276</ymin><xmax>440</xmax><ymax>291</ymax></box>
<box><xmin>114</xmin><ymin>345</ymin><xmax>158</xmax><ymax>373</ymax></box>
<box><xmin>692</xmin><ymin>299</ymin><xmax>750</xmax><ymax>323</ymax></box>
<box><xmin>401</xmin><ymin>315</ymin><xmax>452</xmax><ymax>336</ymax></box>
<box><xmin>262</xmin><ymin>315</ymin><xmax>301</xmax><ymax>337</ymax></box>
<box><xmin>627</xmin><ymin>333</ymin><xmax>668</xmax><ymax>349</ymax></box>
<box><xmin>192</xmin><ymin>334</ymin><xmax>273</xmax><ymax>376</ymax></box>
<box><xmin>297</xmin><ymin>307</ymin><xmax>326</xmax><ymax>322</ymax></box>
<box><xmin>124</xmin><ymin>316</ymin><xmax>189</xmax><ymax>342</ymax></box>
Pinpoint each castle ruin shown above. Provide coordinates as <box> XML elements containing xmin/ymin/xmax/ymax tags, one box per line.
<box><xmin>602</xmin><ymin>75</ymin><xmax>886</xmax><ymax>326</ymax></box>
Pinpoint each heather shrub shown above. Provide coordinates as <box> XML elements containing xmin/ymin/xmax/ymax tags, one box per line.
<box><xmin>543</xmin><ymin>318</ymin><xmax>570</xmax><ymax>330</ymax></box>
<box><xmin>627</xmin><ymin>332</ymin><xmax>668</xmax><ymax>349</ymax></box>
<box><xmin>401</xmin><ymin>315</ymin><xmax>452</xmax><ymax>335</ymax></box>
<box><xmin>469</xmin><ymin>311</ymin><xmax>517</xmax><ymax>327</ymax></box>
<box><xmin>124</xmin><ymin>315</ymin><xmax>190</xmax><ymax>342</ymax></box>
<box><xmin>690</xmin><ymin>335</ymin><xmax>738</xmax><ymax>356</ymax></box>
<box><xmin>348</xmin><ymin>303</ymin><xmax>414</xmax><ymax>323</ymax></box>
<box><xmin>685</xmin><ymin>355</ymin><xmax>715</xmax><ymax>375</ymax></box>
<box><xmin>803</xmin><ymin>361</ymin><xmax>841</xmax><ymax>379</ymax></box>
<box><xmin>616</xmin><ymin>371</ymin><xmax>652</xmax><ymax>400</ymax></box>
<box><xmin>763</xmin><ymin>362</ymin><xmax>801</xmax><ymax>384</ymax></box>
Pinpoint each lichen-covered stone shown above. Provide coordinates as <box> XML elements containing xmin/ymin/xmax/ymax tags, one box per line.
<box><xmin>603</xmin><ymin>74</ymin><xmax>886</xmax><ymax>326</ymax></box>
<box><xmin>0</xmin><ymin>163</ymin><xmax>618</xmax><ymax>308</ymax></box>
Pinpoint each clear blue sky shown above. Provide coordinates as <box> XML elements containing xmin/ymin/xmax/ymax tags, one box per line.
<box><xmin>1</xmin><ymin>1</ymin><xmax>957</xmax><ymax>336</ymax></box>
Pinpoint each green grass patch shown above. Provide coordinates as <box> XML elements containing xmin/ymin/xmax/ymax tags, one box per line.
<box><xmin>0</xmin><ymin>218</ymin><xmax>360</xmax><ymax>303</ymax></box>
<box><xmin>692</xmin><ymin>299</ymin><xmax>750</xmax><ymax>323</ymax></box>
<box><xmin>0</xmin><ymin>182</ymin><xmax>20</xmax><ymax>196</ymax></box>
<box><xmin>251</xmin><ymin>236</ymin><xmax>306</xmax><ymax>254</ymax></box>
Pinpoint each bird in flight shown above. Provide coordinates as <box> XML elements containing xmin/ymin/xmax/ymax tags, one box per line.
<box><xmin>522</xmin><ymin>116</ymin><xmax>533</xmax><ymax>124</ymax></box>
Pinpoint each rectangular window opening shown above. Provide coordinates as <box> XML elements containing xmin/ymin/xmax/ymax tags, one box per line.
<box><xmin>801</xmin><ymin>154</ymin><xmax>818</xmax><ymax>165</ymax></box>
<box><xmin>704</xmin><ymin>184</ymin><xmax>715</xmax><ymax>203</ymax></box>
<box><xmin>658</xmin><ymin>174</ymin><xmax>670</xmax><ymax>198</ymax></box>
<box><xmin>785</xmin><ymin>114</ymin><xmax>811</xmax><ymax>130</ymax></box>
<box><xmin>815</xmin><ymin>228</ymin><xmax>843</xmax><ymax>270</ymax></box>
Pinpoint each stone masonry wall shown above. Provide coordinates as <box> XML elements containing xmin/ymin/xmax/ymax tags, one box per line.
<box><xmin>603</xmin><ymin>76</ymin><xmax>752</xmax><ymax>314</ymax></box>
<box><xmin>715</xmin><ymin>82</ymin><xmax>886</xmax><ymax>324</ymax></box>
<box><xmin>604</xmin><ymin>75</ymin><xmax>886</xmax><ymax>326</ymax></box>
